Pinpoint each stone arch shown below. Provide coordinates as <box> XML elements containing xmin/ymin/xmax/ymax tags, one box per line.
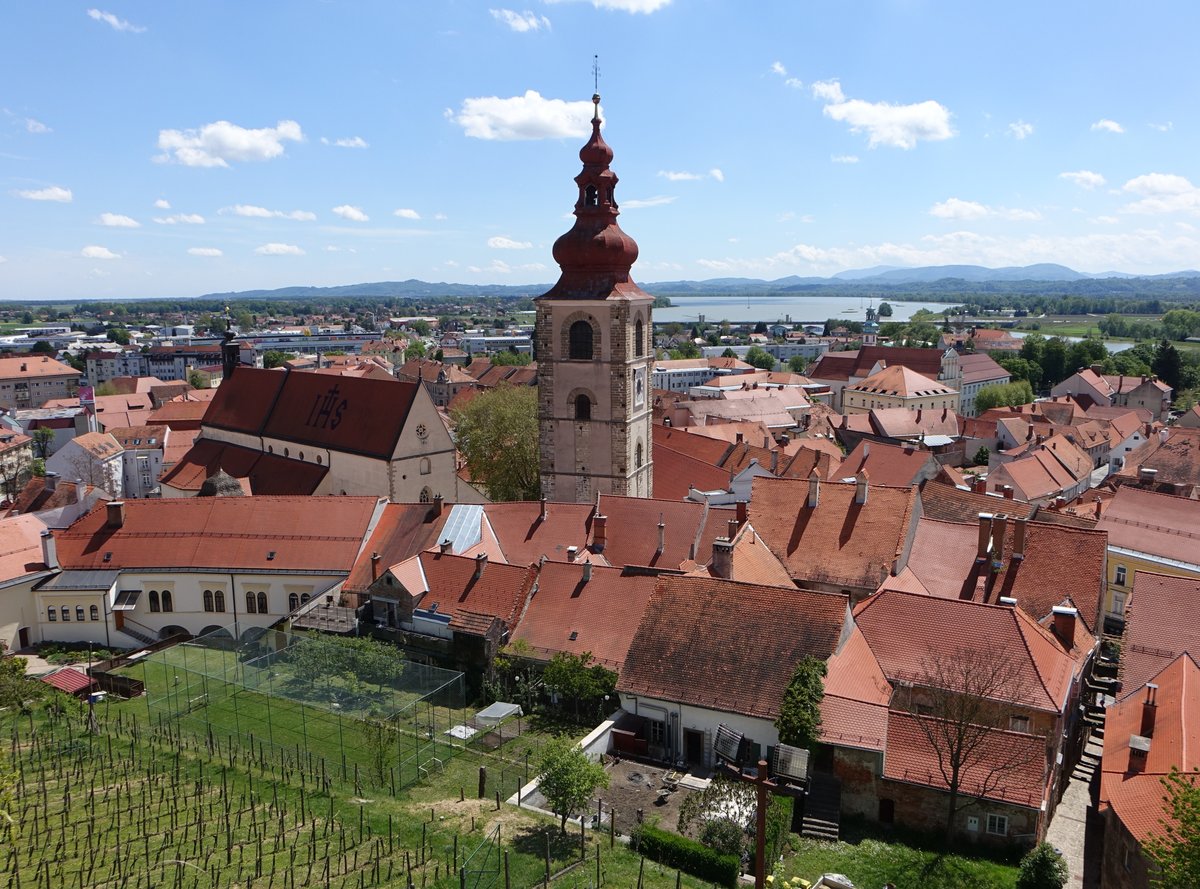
<box><xmin>567</xmin><ymin>387</ymin><xmax>598</xmax><ymax>422</ymax></box>
<box><xmin>419</xmin><ymin>486</ymin><xmax>432</xmax><ymax>503</ymax></box>
<box><xmin>634</xmin><ymin>315</ymin><xmax>645</xmax><ymax>358</ymax></box>
<box><xmin>636</xmin><ymin>439</ymin><xmax>644</xmax><ymax>468</ymax></box>
<box><xmin>561</xmin><ymin>312</ymin><xmax>600</xmax><ymax>360</ymax></box>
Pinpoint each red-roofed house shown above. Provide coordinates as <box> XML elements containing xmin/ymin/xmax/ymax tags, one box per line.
<box><xmin>1053</xmin><ymin>366</ymin><xmax>1172</xmax><ymax>422</ymax></box>
<box><xmin>843</xmin><ymin>364</ymin><xmax>961</xmax><ymax>415</ymax></box>
<box><xmin>1099</xmin><ymin>653</ymin><xmax>1200</xmax><ymax>888</ymax></box>
<box><xmin>0</xmin><ymin>513</ymin><xmax>55</xmax><ymax>651</ymax></box>
<box><xmin>834</xmin><ymin>440</ymin><xmax>941</xmax><ymax>488</ymax></box>
<box><xmin>45</xmin><ymin>431</ymin><xmax>124</xmax><ymax>498</ymax></box>
<box><xmin>1119</xmin><ymin>572</ymin><xmax>1200</xmax><ymax>699</ymax></box>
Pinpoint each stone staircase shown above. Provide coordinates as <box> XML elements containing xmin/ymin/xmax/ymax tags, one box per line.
<box><xmin>801</xmin><ymin>772</ymin><xmax>842</xmax><ymax>841</ymax></box>
<box><xmin>119</xmin><ymin>619</ymin><xmax>158</xmax><ymax>647</ymax></box>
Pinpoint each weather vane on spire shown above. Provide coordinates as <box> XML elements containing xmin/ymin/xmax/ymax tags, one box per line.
<box><xmin>592</xmin><ymin>54</ymin><xmax>600</xmax><ymax>93</ymax></box>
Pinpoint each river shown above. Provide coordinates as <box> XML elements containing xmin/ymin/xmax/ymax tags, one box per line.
<box><xmin>653</xmin><ymin>294</ymin><xmax>955</xmax><ymax>325</ymax></box>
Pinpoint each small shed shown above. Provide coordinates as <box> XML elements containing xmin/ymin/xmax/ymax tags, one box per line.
<box><xmin>41</xmin><ymin>668</ymin><xmax>97</xmax><ymax>698</ymax></box>
<box><xmin>475</xmin><ymin>701</ymin><xmax>521</xmax><ymax>727</ymax></box>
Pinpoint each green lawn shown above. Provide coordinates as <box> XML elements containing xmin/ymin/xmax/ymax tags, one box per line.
<box><xmin>779</xmin><ymin>835</ymin><xmax>1018</xmax><ymax>889</ymax></box>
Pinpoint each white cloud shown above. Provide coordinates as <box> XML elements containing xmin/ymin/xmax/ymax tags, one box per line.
<box><xmin>222</xmin><ymin>204</ymin><xmax>316</xmax><ymax>221</ymax></box>
<box><xmin>153</xmin><ymin>213</ymin><xmax>205</xmax><ymax>225</ymax></box>
<box><xmin>448</xmin><ymin>90</ymin><xmax>596</xmax><ymax>141</ymax></box>
<box><xmin>1008</xmin><ymin>120</ymin><xmax>1033</xmax><ymax>140</ymax></box>
<box><xmin>466</xmin><ymin>259</ymin><xmax>548</xmax><ymax>275</ymax></box>
<box><xmin>86</xmin><ymin>8</ymin><xmax>145</xmax><ymax>33</ymax></box>
<box><xmin>325</xmin><ymin>245</ymin><xmax>357</xmax><ymax>253</ymax></box>
<box><xmin>488</xmin><ymin>236</ymin><xmax>532</xmax><ymax>249</ymax></box>
<box><xmin>1060</xmin><ymin>170</ymin><xmax>1106</xmax><ymax>190</ymax></box>
<box><xmin>98</xmin><ymin>212</ymin><xmax>139</xmax><ymax>228</ymax></box>
<box><xmin>585</xmin><ymin>0</ymin><xmax>671</xmax><ymax>11</ymax></box>
<box><xmin>490</xmin><ymin>9</ymin><xmax>551</xmax><ymax>31</ymax></box>
<box><xmin>831</xmin><ymin>154</ymin><xmax>859</xmax><ymax>164</ymax></box>
<box><xmin>815</xmin><ymin>80</ymin><xmax>954</xmax><ymax>149</ymax></box>
<box><xmin>332</xmin><ymin>204</ymin><xmax>369</xmax><ymax>222</ymax></box>
<box><xmin>659</xmin><ymin>170</ymin><xmax>702</xmax><ymax>181</ymax></box>
<box><xmin>771</xmin><ymin>62</ymin><xmax>787</xmax><ymax>76</ymax></box>
<box><xmin>321</xmin><ymin>135</ymin><xmax>369</xmax><ymax>148</ymax></box>
<box><xmin>434</xmin><ymin>212</ymin><xmax>448</xmax><ymax>221</ymax></box>
<box><xmin>254</xmin><ymin>243</ymin><xmax>304</xmax><ymax>256</ymax></box>
<box><xmin>81</xmin><ymin>245</ymin><xmax>118</xmax><ymax>259</ymax></box>
<box><xmin>1091</xmin><ymin>118</ymin><xmax>1124</xmax><ymax>134</ymax></box>
<box><xmin>393</xmin><ymin>208</ymin><xmax>421</xmax><ymax>220</ymax></box>
<box><xmin>1093</xmin><ymin>216</ymin><xmax>1120</xmax><ymax>225</ymax></box>
<box><xmin>769</xmin><ymin>60</ymin><xmax>801</xmax><ymax>89</ymax></box>
<box><xmin>1150</xmin><ymin>121</ymin><xmax>1174</xmax><ymax>133</ymax></box>
<box><xmin>0</xmin><ymin>256</ymin><xmax>7</xmax><ymax>264</ymax></box>
<box><xmin>1000</xmin><ymin>207</ymin><xmax>1042</xmax><ymax>222</ymax></box>
<box><xmin>709</xmin><ymin>168</ymin><xmax>724</xmax><ymax>183</ymax></box>
<box><xmin>155</xmin><ymin>119</ymin><xmax>303</xmax><ymax>167</ymax></box>
<box><xmin>930</xmin><ymin>198</ymin><xmax>988</xmax><ymax>220</ymax></box>
<box><xmin>24</xmin><ymin>118</ymin><xmax>50</xmax><ymax>134</ymax></box>
<box><xmin>622</xmin><ymin>195</ymin><xmax>677</xmax><ymax>209</ymax></box>
<box><xmin>14</xmin><ymin>185</ymin><xmax>72</xmax><ymax>202</ymax></box>
<box><xmin>154</xmin><ymin>198</ymin><xmax>171</xmax><ymax>209</ymax></box>
<box><xmin>187</xmin><ymin>247</ymin><xmax>223</xmax><ymax>257</ymax></box>
<box><xmin>1122</xmin><ymin>173</ymin><xmax>1200</xmax><ymax>214</ymax></box>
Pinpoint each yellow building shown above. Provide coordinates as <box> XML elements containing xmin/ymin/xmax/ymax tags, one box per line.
<box><xmin>1096</xmin><ymin>486</ymin><xmax>1200</xmax><ymax>630</ymax></box>
<box><xmin>842</xmin><ymin>363</ymin><xmax>960</xmax><ymax>415</ymax></box>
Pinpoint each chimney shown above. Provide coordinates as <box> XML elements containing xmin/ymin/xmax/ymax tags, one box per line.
<box><xmin>593</xmin><ymin>514</ymin><xmax>607</xmax><ymax>552</ymax></box>
<box><xmin>999</xmin><ymin>596</ymin><xmax>1017</xmax><ymax>607</ymax></box>
<box><xmin>566</xmin><ymin>545</ymin><xmax>578</xmax><ymax>563</ymax></box>
<box><xmin>40</xmin><ymin>529</ymin><xmax>58</xmax><ymax>570</ymax></box>
<box><xmin>736</xmin><ymin>500</ymin><xmax>747</xmax><ymax>526</ymax></box>
<box><xmin>973</xmin><ymin>476</ymin><xmax>987</xmax><ymax>495</ymax></box>
<box><xmin>1090</xmin><ymin>363</ymin><xmax>1104</xmax><ymax>375</ymax></box>
<box><xmin>855</xmin><ymin>470</ymin><xmax>869</xmax><ymax>505</ymax></box>
<box><xmin>370</xmin><ymin>551</ymin><xmax>381</xmax><ymax>581</ymax></box>
<box><xmin>727</xmin><ymin>517</ymin><xmax>739</xmax><ymax>539</ymax></box>
<box><xmin>106</xmin><ymin>501</ymin><xmax>126</xmax><ymax>529</ymax></box>
<box><xmin>1140</xmin><ymin>683</ymin><xmax>1159</xmax><ymax>737</ymax></box>
<box><xmin>44</xmin><ymin>471</ymin><xmax>59</xmax><ymax>493</ymax></box>
<box><xmin>657</xmin><ymin>515</ymin><xmax>666</xmax><ymax>555</ymax></box>
<box><xmin>1002</xmin><ymin>485</ymin><xmax>1014</xmax><ymax>500</ymax></box>
<box><xmin>808</xmin><ymin>470</ymin><xmax>820</xmax><ymax>508</ymax></box>
<box><xmin>1012</xmin><ymin>518</ymin><xmax>1027</xmax><ymax>560</ymax></box>
<box><xmin>863</xmin><ymin>442</ymin><xmax>871</xmax><ymax>458</ymax></box>
<box><xmin>976</xmin><ymin>512</ymin><xmax>993</xmax><ymax>560</ymax></box>
<box><xmin>540</xmin><ymin>496</ymin><xmax>548</xmax><ymax>521</ymax></box>
<box><xmin>1129</xmin><ymin>734</ymin><xmax>1151</xmax><ymax>771</ymax></box>
<box><xmin>711</xmin><ymin>537</ymin><xmax>733</xmax><ymax>579</ymax></box>
<box><xmin>1052</xmin><ymin>605</ymin><xmax>1077</xmax><ymax>647</ymax></box>
<box><xmin>1139</xmin><ymin>466</ymin><xmax>1158</xmax><ymax>485</ymax></box>
<box><xmin>735</xmin><ymin>432</ymin><xmax>743</xmax><ymax>444</ymax></box>
<box><xmin>991</xmin><ymin>514</ymin><xmax>1008</xmax><ymax>558</ymax></box>
<box><xmin>432</xmin><ymin>494</ymin><xmax>444</xmax><ymax>517</ymax></box>
<box><xmin>1094</xmin><ymin>498</ymin><xmax>1103</xmax><ymax>518</ymax></box>
<box><xmin>473</xmin><ymin>553</ymin><xmax>487</xmax><ymax>579</ymax></box>
<box><xmin>581</xmin><ymin>560</ymin><xmax>593</xmax><ymax>583</ymax></box>
<box><xmin>439</xmin><ymin>538</ymin><xmax>452</xmax><ymax>554</ymax></box>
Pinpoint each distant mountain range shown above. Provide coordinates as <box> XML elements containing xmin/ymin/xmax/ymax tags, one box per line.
<box><xmin>198</xmin><ymin>264</ymin><xmax>1200</xmax><ymax>302</ymax></box>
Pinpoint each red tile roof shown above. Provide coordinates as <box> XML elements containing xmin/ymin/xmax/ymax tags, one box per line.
<box><xmin>0</xmin><ymin>513</ymin><xmax>51</xmax><ymax>581</ymax></box>
<box><xmin>1100</xmin><ymin>653</ymin><xmax>1200</xmax><ymax>842</ymax></box>
<box><xmin>343</xmin><ymin>502</ymin><xmax>449</xmax><ymax>597</ymax></box>
<box><xmin>1098</xmin><ymin>486</ymin><xmax>1200</xmax><ymax>566</ymax></box>
<box><xmin>854</xmin><ymin>589</ymin><xmax>1079</xmax><ymax>713</ymax></box>
<box><xmin>0</xmin><ymin>356</ymin><xmax>80</xmax><ymax>380</ymax></box>
<box><xmin>414</xmin><ymin>551</ymin><xmax>534</xmax><ymax>631</ymax></box>
<box><xmin>1114</xmin><ymin>427</ymin><xmax>1200</xmax><ymax>492</ymax></box>
<box><xmin>54</xmin><ymin>496</ymin><xmax>381</xmax><ymax>572</ymax></box>
<box><xmin>159</xmin><ymin>438</ymin><xmax>328</xmax><ymax>495</ymax></box>
<box><xmin>510</xmin><ymin>561</ymin><xmax>658</xmax><ymax>669</ymax></box>
<box><xmin>835</xmin><ymin>440</ymin><xmax>938</xmax><ymax>488</ymax></box>
<box><xmin>107</xmin><ymin>425</ymin><xmax>167</xmax><ymax>451</ymax></box>
<box><xmin>809</xmin><ymin>346</ymin><xmax>944</xmax><ymax>383</ymax></box>
<box><xmin>148</xmin><ymin>399</ymin><xmax>209</xmax><ymax>430</ymax></box>
<box><xmin>41</xmin><ymin>668</ymin><xmax>96</xmax><ymax>696</ymax></box>
<box><xmin>652</xmin><ymin>440</ymin><xmax>731</xmax><ymax>500</ymax></box>
<box><xmin>919</xmin><ymin>479</ymin><xmax>1038</xmax><ymax>523</ymax></box>
<box><xmin>884</xmin><ymin>709</ymin><xmax>1050</xmax><ymax>808</ymax></box>
<box><xmin>846</xmin><ymin>364</ymin><xmax>956</xmax><ymax>399</ymax></box>
<box><xmin>203</xmin><ymin>368</ymin><xmax>287</xmax><ymax>434</ymax></box>
<box><xmin>482</xmin><ymin>501</ymin><xmax>593</xmax><ymax>567</ymax></box>
<box><xmin>820</xmin><ymin>624</ymin><xmax>891</xmax><ymax>751</ymax></box>
<box><xmin>592</xmin><ymin>494</ymin><xmax>707</xmax><ymax>570</ymax></box>
<box><xmin>750</xmin><ymin>476</ymin><xmax>917</xmax><ymax>590</ymax></box>
<box><xmin>1121</xmin><ymin>571</ymin><xmax>1200</xmax><ymax>697</ymax></box>
<box><xmin>618</xmin><ymin>575</ymin><xmax>847</xmax><ymax>719</ymax></box>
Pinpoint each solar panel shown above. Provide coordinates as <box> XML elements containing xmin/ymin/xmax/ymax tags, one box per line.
<box><xmin>713</xmin><ymin>723</ymin><xmax>743</xmax><ymax>764</ymax></box>
<box><xmin>772</xmin><ymin>743</ymin><xmax>810</xmax><ymax>783</ymax></box>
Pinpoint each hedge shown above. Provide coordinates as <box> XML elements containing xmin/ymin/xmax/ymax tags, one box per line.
<box><xmin>633</xmin><ymin>824</ymin><xmax>741</xmax><ymax>888</ymax></box>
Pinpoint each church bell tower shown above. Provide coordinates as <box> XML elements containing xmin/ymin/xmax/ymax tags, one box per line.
<box><xmin>535</xmin><ymin>94</ymin><xmax>653</xmax><ymax>502</ymax></box>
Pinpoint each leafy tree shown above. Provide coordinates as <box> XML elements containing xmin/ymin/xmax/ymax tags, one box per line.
<box><xmin>1016</xmin><ymin>842</ymin><xmax>1068</xmax><ymax>889</ymax></box>
<box><xmin>30</xmin><ymin>458</ymin><xmax>45</xmax><ymax>477</ymax></box>
<box><xmin>1144</xmin><ymin>766</ymin><xmax>1200</xmax><ymax>888</ymax></box>
<box><xmin>188</xmin><ymin>370</ymin><xmax>208</xmax><ymax>389</ymax></box>
<box><xmin>451</xmin><ymin>384</ymin><xmax>539</xmax><ymax>501</ymax></box>
<box><xmin>432</xmin><ymin>348</ymin><xmax>444</xmax><ymax>362</ymax></box>
<box><xmin>720</xmin><ymin>348</ymin><xmax>737</xmax><ymax>359</ymax></box>
<box><xmin>543</xmin><ymin>651</ymin><xmax>617</xmax><ymax>719</ymax></box>
<box><xmin>788</xmin><ymin>355</ymin><xmax>810</xmax><ymax>374</ymax></box>
<box><xmin>0</xmin><ymin>653</ymin><xmax>44</xmax><ymax>714</ymax></box>
<box><xmin>410</xmin><ymin>319</ymin><xmax>431</xmax><ymax>336</ymax></box>
<box><xmin>105</xmin><ymin>326</ymin><xmax>130</xmax><ymax>345</ymax></box>
<box><xmin>262</xmin><ymin>350</ymin><xmax>296</xmax><ymax>369</ymax></box>
<box><xmin>753</xmin><ymin>322</ymin><xmax>768</xmax><ymax>335</ymax></box>
<box><xmin>30</xmin><ymin>340</ymin><xmax>55</xmax><ymax>355</ymax></box>
<box><xmin>1040</xmin><ymin>337</ymin><xmax>1069</xmax><ymax>387</ymax></box>
<box><xmin>31</xmin><ymin>427</ymin><xmax>54</xmax><ymax>459</ymax></box>
<box><xmin>876</xmin><ymin>301</ymin><xmax>893</xmax><ymax>317</ymax></box>
<box><xmin>775</xmin><ymin>655</ymin><xmax>826</xmax><ymax>750</ymax></box>
<box><xmin>699</xmin><ymin>818</ymin><xmax>745</xmax><ymax>858</ymax></box>
<box><xmin>975</xmin><ymin>380</ymin><xmax>1035</xmax><ymax>413</ymax></box>
<box><xmin>536</xmin><ymin>736</ymin><xmax>609</xmax><ymax>833</ymax></box>
<box><xmin>1067</xmin><ymin>338</ymin><xmax>1108</xmax><ymax>373</ymax></box>
<box><xmin>404</xmin><ymin>341</ymin><xmax>427</xmax><ymax>361</ymax></box>
<box><xmin>669</xmin><ymin>340</ymin><xmax>701</xmax><ymax>360</ymax></box>
<box><xmin>490</xmin><ymin>350</ymin><xmax>531</xmax><ymax>366</ymax></box>
<box><xmin>1154</xmin><ymin>339</ymin><xmax>1185</xmax><ymax>391</ymax></box>
<box><xmin>972</xmin><ymin>446</ymin><xmax>990</xmax><ymax>466</ymax></box>
<box><xmin>743</xmin><ymin>346</ymin><xmax>776</xmax><ymax>371</ymax></box>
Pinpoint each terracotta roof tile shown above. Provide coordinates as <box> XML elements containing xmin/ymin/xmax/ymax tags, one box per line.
<box><xmin>54</xmin><ymin>496</ymin><xmax>380</xmax><ymax>572</ymax></box>
<box><xmin>809</xmin><ymin>346</ymin><xmax>944</xmax><ymax>382</ymax></box>
<box><xmin>1115</xmin><ymin>427</ymin><xmax>1200</xmax><ymax>491</ymax></box>
<box><xmin>750</xmin><ymin>476</ymin><xmax>917</xmax><ymax>590</ymax></box>
<box><xmin>618</xmin><ymin>575</ymin><xmax>847</xmax><ymax>719</ymax></box>
<box><xmin>482</xmin><ymin>501</ymin><xmax>592</xmax><ymax>567</ymax></box>
<box><xmin>835</xmin><ymin>440</ymin><xmax>938</xmax><ymax>488</ymax></box>
<box><xmin>820</xmin><ymin>624</ymin><xmax>892</xmax><ymax>750</ymax></box>
<box><xmin>159</xmin><ymin>439</ymin><xmax>328</xmax><ymax>495</ymax></box>
<box><xmin>511</xmin><ymin>561</ymin><xmax>657</xmax><ymax>669</ymax></box>
<box><xmin>592</xmin><ymin>494</ymin><xmax>707</xmax><ymax>569</ymax></box>
<box><xmin>845</xmin><ymin>365</ymin><xmax>956</xmax><ymax>399</ymax></box>
<box><xmin>651</xmin><ymin>442</ymin><xmax>730</xmax><ymax>500</ymax></box>
<box><xmin>343</xmin><ymin>502</ymin><xmax>449</xmax><ymax>596</ymax></box>
<box><xmin>0</xmin><ymin>513</ymin><xmax>50</xmax><ymax>581</ymax></box>
<box><xmin>1099</xmin><ymin>485</ymin><xmax>1200</xmax><ymax>566</ymax></box>
<box><xmin>0</xmin><ymin>357</ymin><xmax>80</xmax><ymax>380</ymax></box>
<box><xmin>414</xmin><ymin>551</ymin><xmax>534</xmax><ymax>630</ymax></box>
<box><xmin>1120</xmin><ymin>571</ymin><xmax>1200</xmax><ymax>697</ymax></box>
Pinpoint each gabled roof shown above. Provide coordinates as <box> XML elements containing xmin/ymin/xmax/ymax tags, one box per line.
<box><xmin>867</xmin><ymin>407</ymin><xmax>959</xmax><ymax>440</ymax></box>
<box><xmin>750</xmin><ymin>476</ymin><xmax>917</xmax><ymax>590</ymax></box>
<box><xmin>54</xmin><ymin>496</ymin><xmax>381</xmax><ymax>572</ymax></box>
<box><xmin>846</xmin><ymin>364</ymin><xmax>956</xmax><ymax>399</ymax></box>
<box><xmin>1098</xmin><ymin>486</ymin><xmax>1200</xmax><ymax>566</ymax></box>
<box><xmin>819</xmin><ymin>624</ymin><xmax>891</xmax><ymax>751</ymax></box>
<box><xmin>957</xmin><ymin>352</ymin><xmax>1011</xmax><ymax>386</ymax></box>
<box><xmin>835</xmin><ymin>440</ymin><xmax>937</xmax><ymax>488</ymax></box>
<box><xmin>651</xmin><ymin>441</ymin><xmax>731</xmax><ymax>500</ymax></box>
<box><xmin>1121</xmin><ymin>571</ymin><xmax>1200</xmax><ymax>697</ymax></box>
<box><xmin>411</xmin><ymin>551</ymin><xmax>534</xmax><ymax>631</ymax></box>
<box><xmin>593</xmin><ymin>494</ymin><xmax>707</xmax><ymax>569</ymax></box>
<box><xmin>1100</xmin><ymin>653</ymin><xmax>1200</xmax><ymax>843</ymax></box>
<box><xmin>0</xmin><ymin>513</ymin><xmax>50</xmax><ymax>582</ymax></box>
<box><xmin>510</xmin><ymin>561</ymin><xmax>657</xmax><ymax>669</ymax></box>
<box><xmin>854</xmin><ymin>589</ymin><xmax>1079</xmax><ymax>713</ymax></box>
<box><xmin>1115</xmin><ymin>427</ymin><xmax>1200</xmax><ymax>492</ymax></box>
<box><xmin>0</xmin><ymin>356</ymin><xmax>80</xmax><ymax>380</ymax></box>
<box><xmin>158</xmin><ymin>438</ymin><xmax>328</xmax><ymax>495</ymax></box>
<box><xmin>203</xmin><ymin>368</ymin><xmax>288</xmax><ymax>434</ymax></box>
<box><xmin>68</xmin><ymin>431</ymin><xmax>123</xmax><ymax>460</ymax></box>
<box><xmin>482</xmin><ymin>501</ymin><xmax>593</xmax><ymax>567</ymax></box>
<box><xmin>41</xmin><ymin>668</ymin><xmax>96</xmax><ymax>696</ymax></box>
<box><xmin>618</xmin><ymin>575</ymin><xmax>847</xmax><ymax>719</ymax></box>
<box><xmin>107</xmin><ymin>425</ymin><xmax>167</xmax><ymax>450</ymax></box>
<box><xmin>884</xmin><ymin>709</ymin><xmax>1050</xmax><ymax>809</ymax></box>
<box><xmin>148</xmin><ymin>398</ymin><xmax>210</xmax><ymax>430</ymax></box>
<box><xmin>808</xmin><ymin>346</ymin><xmax>944</xmax><ymax>382</ymax></box>
<box><xmin>343</xmin><ymin>502</ymin><xmax>450</xmax><ymax>597</ymax></box>
<box><xmin>651</xmin><ymin>424</ymin><xmax>735</xmax><ymax>465</ymax></box>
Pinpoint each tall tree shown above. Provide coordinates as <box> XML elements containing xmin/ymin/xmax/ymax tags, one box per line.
<box><xmin>775</xmin><ymin>655</ymin><xmax>826</xmax><ymax>750</ymax></box>
<box><xmin>743</xmin><ymin>346</ymin><xmax>776</xmax><ymax>371</ymax></box>
<box><xmin>1144</xmin><ymin>766</ymin><xmax>1200</xmax><ymax>888</ymax></box>
<box><xmin>451</xmin><ymin>383</ymin><xmax>540</xmax><ymax>502</ymax></box>
<box><xmin>1153</xmin><ymin>339</ymin><xmax>1185</xmax><ymax>391</ymax></box>
<box><xmin>901</xmin><ymin>647</ymin><xmax>1042</xmax><ymax>846</ymax></box>
<box><xmin>536</xmin><ymin>736</ymin><xmax>610</xmax><ymax>834</ymax></box>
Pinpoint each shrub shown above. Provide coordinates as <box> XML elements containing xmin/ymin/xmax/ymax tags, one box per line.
<box><xmin>699</xmin><ymin>818</ymin><xmax>746</xmax><ymax>858</ymax></box>
<box><xmin>1017</xmin><ymin>842</ymin><xmax>1068</xmax><ymax>889</ymax></box>
<box><xmin>633</xmin><ymin>823</ymin><xmax>740</xmax><ymax>887</ymax></box>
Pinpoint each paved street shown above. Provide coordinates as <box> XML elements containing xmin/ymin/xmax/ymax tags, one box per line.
<box><xmin>1045</xmin><ymin>731</ymin><xmax>1104</xmax><ymax>889</ymax></box>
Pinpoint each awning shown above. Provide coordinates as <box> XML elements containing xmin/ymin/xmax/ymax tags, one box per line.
<box><xmin>112</xmin><ymin>590</ymin><xmax>141</xmax><ymax>611</ymax></box>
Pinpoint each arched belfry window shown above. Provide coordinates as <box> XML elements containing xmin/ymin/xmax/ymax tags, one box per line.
<box><xmin>569</xmin><ymin>320</ymin><xmax>594</xmax><ymax>360</ymax></box>
<box><xmin>636</xmin><ymin>441</ymin><xmax>644</xmax><ymax>467</ymax></box>
<box><xmin>585</xmin><ymin>185</ymin><xmax>599</xmax><ymax>207</ymax></box>
<box><xmin>575</xmin><ymin>394</ymin><xmax>592</xmax><ymax>421</ymax></box>
<box><xmin>635</xmin><ymin>318</ymin><xmax>645</xmax><ymax>357</ymax></box>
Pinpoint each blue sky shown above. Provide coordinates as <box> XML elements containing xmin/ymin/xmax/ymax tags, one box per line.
<box><xmin>3</xmin><ymin>1</ymin><xmax>1200</xmax><ymax>300</ymax></box>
